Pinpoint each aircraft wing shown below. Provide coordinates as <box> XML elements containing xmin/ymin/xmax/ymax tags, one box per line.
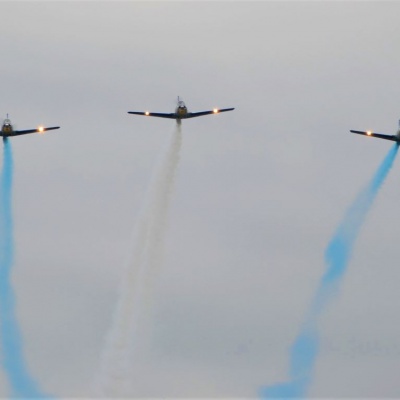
<box><xmin>127</xmin><ymin>111</ymin><xmax>176</xmax><ymax>119</ymax></box>
<box><xmin>350</xmin><ymin>130</ymin><xmax>398</xmax><ymax>142</ymax></box>
<box><xmin>8</xmin><ymin>126</ymin><xmax>60</xmax><ymax>137</ymax></box>
<box><xmin>185</xmin><ymin>108</ymin><xmax>235</xmax><ymax>119</ymax></box>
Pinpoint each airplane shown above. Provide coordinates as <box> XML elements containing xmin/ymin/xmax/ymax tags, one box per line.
<box><xmin>350</xmin><ymin>120</ymin><xmax>400</xmax><ymax>142</ymax></box>
<box><xmin>1</xmin><ymin>114</ymin><xmax>60</xmax><ymax>138</ymax></box>
<box><xmin>128</xmin><ymin>97</ymin><xmax>234</xmax><ymax>123</ymax></box>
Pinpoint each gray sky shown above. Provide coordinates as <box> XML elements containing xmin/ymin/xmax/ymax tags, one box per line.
<box><xmin>1</xmin><ymin>1</ymin><xmax>400</xmax><ymax>398</ymax></box>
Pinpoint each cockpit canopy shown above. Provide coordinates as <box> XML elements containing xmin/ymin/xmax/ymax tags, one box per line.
<box><xmin>3</xmin><ymin>119</ymin><xmax>11</xmax><ymax>126</ymax></box>
<box><xmin>177</xmin><ymin>100</ymin><xmax>186</xmax><ymax>108</ymax></box>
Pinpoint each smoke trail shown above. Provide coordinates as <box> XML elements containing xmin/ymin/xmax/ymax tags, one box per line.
<box><xmin>0</xmin><ymin>138</ymin><xmax>47</xmax><ymax>398</ymax></box>
<box><xmin>262</xmin><ymin>143</ymin><xmax>399</xmax><ymax>399</ymax></box>
<box><xmin>97</xmin><ymin>124</ymin><xmax>183</xmax><ymax>397</ymax></box>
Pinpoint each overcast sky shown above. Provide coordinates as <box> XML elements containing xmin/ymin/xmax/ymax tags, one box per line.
<box><xmin>1</xmin><ymin>1</ymin><xmax>400</xmax><ymax>398</ymax></box>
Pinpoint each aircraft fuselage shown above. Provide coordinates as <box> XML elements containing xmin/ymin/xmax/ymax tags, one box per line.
<box><xmin>175</xmin><ymin>98</ymin><xmax>188</xmax><ymax>119</ymax></box>
<box><xmin>1</xmin><ymin>119</ymin><xmax>13</xmax><ymax>135</ymax></box>
<box><xmin>175</xmin><ymin>105</ymin><xmax>188</xmax><ymax>118</ymax></box>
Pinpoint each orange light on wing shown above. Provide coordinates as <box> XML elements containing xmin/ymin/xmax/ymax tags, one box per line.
<box><xmin>145</xmin><ymin>111</ymin><xmax>150</xmax><ymax>116</ymax></box>
<box><xmin>213</xmin><ymin>108</ymin><xmax>219</xmax><ymax>114</ymax></box>
<box><xmin>38</xmin><ymin>126</ymin><xmax>45</xmax><ymax>134</ymax></box>
<box><xmin>367</xmin><ymin>131</ymin><xmax>372</xmax><ymax>136</ymax></box>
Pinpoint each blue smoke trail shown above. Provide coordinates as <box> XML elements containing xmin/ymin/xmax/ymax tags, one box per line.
<box><xmin>0</xmin><ymin>138</ymin><xmax>47</xmax><ymax>398</ymax></box>
<box><xmin>261</xmin><ymin>143</ymin><xmax>399</xmax><ymax>399</ymax></box>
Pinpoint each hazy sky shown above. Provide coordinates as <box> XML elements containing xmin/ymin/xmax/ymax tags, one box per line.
<box><xmin>1</xmin><ymin>1</ymin><xmax>400</xmax><ymax>398</ymax></box>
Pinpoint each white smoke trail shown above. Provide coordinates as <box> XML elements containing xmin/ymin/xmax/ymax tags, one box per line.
<box><xmin>96</xmin><ymin>124</ymin><xmax>183</xmax><ymax>397</ymax></box>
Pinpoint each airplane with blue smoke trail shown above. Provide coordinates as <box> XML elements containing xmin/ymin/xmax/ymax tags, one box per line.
<box><xmin>261</xmin><ymin>142</ymin><xmax>399</xmax><ymax>399</ymax></box>
<box><xmin>0</xmin><ymin>138</ymin><xmax>50</xmax><ymax>397</ymax></box>
<box><xmin>1</xmin><ymin>115</ymin><xmax>60</xmax><ymax>138</ymax></box>
<box><xmin>351</xmin><ymin>119</ymin><xmax>400</xmax><ymax>142</ymax></box>
<box><xmin>128</xmin><ymin>97</ymin><xmax>234</xmax><ymax>124</ymax></box>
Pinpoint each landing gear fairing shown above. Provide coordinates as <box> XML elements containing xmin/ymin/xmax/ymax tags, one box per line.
<box><xmin>1</xmin><ymin>115</ymin><xmax>60</xmax><ymax>138</ymax></box>
<box><xmin>128</xmin><ymin>97</ymin><xmax>234</xmax><ymax>122</ymax></box>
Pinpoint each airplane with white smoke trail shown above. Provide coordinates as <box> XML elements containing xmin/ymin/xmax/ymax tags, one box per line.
<box><xmin>128</xmin><ymin>97</ymin><xmax>234</xmax><ymax>124</ymax></box>
<box><xmin>97</xmin><ymin>124</ymin><xmax>183</xmax><ymax>396</ymax></box>
<box><xmin>351</xmin><ymin>119</ymin><xmax>400</xmax><ymax>142</ymax></box>
<box><xmin>1</xmin><ymin>115</ymin><xmax>60</xmax><ymax>138</ymax></box>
